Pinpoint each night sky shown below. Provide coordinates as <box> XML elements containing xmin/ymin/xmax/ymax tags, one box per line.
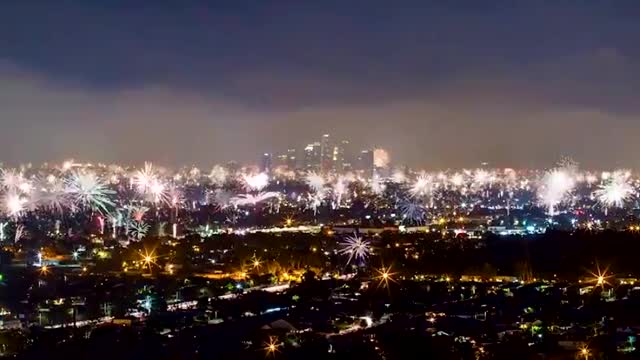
<box><xmin>1</xmin><ymin>1</ymin><xmax>640</xmax><ymax>168</ymax></box>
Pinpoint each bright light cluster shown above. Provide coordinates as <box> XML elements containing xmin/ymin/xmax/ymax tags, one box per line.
<box><xmin>0</xmin><ymin>158</ymin><xmax>639</xmax><ymax>244</ymax></box>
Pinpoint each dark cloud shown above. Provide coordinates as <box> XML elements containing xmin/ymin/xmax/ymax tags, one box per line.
<box><xmin>1</xmin><ymin>57</ymin><xmax>640</xmax><ymax>169</ymax></box>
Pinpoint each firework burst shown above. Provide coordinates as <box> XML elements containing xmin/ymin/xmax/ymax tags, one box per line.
<box><xmin>231</xmin><ymin>192</ymin><xmax>279</xmax><ymax>206</ymax></box>
<box><xmin>3</xmin><ymin>190</ymin><xmax>27</xmax><ymax>218</ymax></box>
<box><xmin>332</xmin><ymin>175</ymin><xmax>351</xmax><ymax>207</ymax></box>
<box><xmin>30</xmin><ymin>177</ymin><xmax>68</xmax><ymax>213</ymax></box>
<box><xmin>398</xmin><ymin>199</ymin><xmax>426</xmax><ymax>224</ymax></box>
<box><xmin>65</xmin><ymin>171</ymin><xmax>115</xmax><ymax>214</ymax></box>
<box><xmin>370</xmin><ymin>174</ymin><xmax>386</xmax><ymax>195</ymax></box>
<box><xmin>167</xmin><ymin>185</ymin><xmax>184</xmax><ymax>208</ymax></box>
<box><xmin>133</xmin><ymin>162</ymin><xmax>157</xmax><ymax>193</ymax></box>
<box><xmin>148</xmin><ymin>178</ymin><xmax>169</xmax><ymax>204</ymax></box>
<box><xmin>594</xmin><ymin>173</ymin><xmax>634</xmax><ymax>215</ymax></box>
<box><xmin>538</xmin><ymin>168</ymin><xmax>575</xmax><ymax>216</ymax></box>
<box><xmin>208</xmin><ymin>165</ymin><xmax>228</xmax><ymax>186</ymax></box>
<box><xmin>410</xmin><ymin>173</ymin><xmax>433</xmax><ymax>198</ymax></box>
<box><xmin>338</xmin><ymin>232</ymin><xmax>371</xmax><ymax>265</ymax></box>
<box><xmin>242</xmin><ymin>172</ymin><xmax>269</xmax><ymax>192</ymax></box>
<box><xmin>305</xmin><ymin>172</ymin><xmax>326</xmax><ymax>193</ymax></box>
<box><xmin>449</xmin><ymin>172</ymin><xmax>465</xmax><ymax>188</ymax></box>
<box><xmin>391</xmin><ymin>169</ymin><xmax>407</xmax><ymax>184</ymax></box>
<box><xmin>128</xmin><ymin>220</ymin><xmax>149</xmax><ymax>240</ymax></box>
<box><xmin>125</xmin><ymin>205</ymin><xmax>149</xmax><ymax>222</ymax></box>
<box><xmin>307</xmin><ymin>192</ymin><xmax>323</xmax><ymax>215</ymax></box>
<box><xmin>1</xmin><ymin>169</ymin><xmax>26</xmax><ymax>191</ymax></box>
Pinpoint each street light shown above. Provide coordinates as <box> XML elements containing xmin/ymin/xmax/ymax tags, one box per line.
<box><xmin>579</xmin><ymin>345</ymin><xmax>590</xmax><ymax>360</ymax></box>
<box><xmin>264</xmin><ymin>336</ymin><xmax>280</xmax><ymax>356</ymax></box>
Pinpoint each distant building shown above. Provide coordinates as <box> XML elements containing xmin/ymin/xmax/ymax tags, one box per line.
<box><xmin>274</xmin><ymin>153</ymin><xmax>288</xmax><ymax>168</ymax></box>
<box><xmin>260</xmin><ymin>153</ymin><xmax>273</xmax><ymax>173</ymax></box>
<box><xmin>304</xmin><ymin>142</ymin><xmax>322</xmax><ymax>171</ymax></box>
<box><xmin>373</xmin><ymin>148</ymin><xmax>391</xmax><ymax>177</ymax></box>
<box><xmin>320</xmin><ymin>134</ymin><xmax>333</xmax><ymax>172</ymax></box>
<box><xmin>286</xmin><ymin>148</ymin><xmax>297</xmax><ymax>169</ymax></box>
<box><xmin>332</xmin><ymin>140</ymin><xmax>351</xmax><ymax>172</ymax></box>
<box><xmin>373</xmin><ymin>148</ymin><xmax>390</xmax><ymax>169</ymax></box>
<box><xmin>356</xmin><ymin>150</ymin><xmax>374</xmax><ymax>175</ymax></box>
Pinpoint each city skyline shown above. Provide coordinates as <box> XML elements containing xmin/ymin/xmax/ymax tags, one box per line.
<box><xmin>2</xmin><ymin>2</ymin><xmax>640</xmax><ymax>168</ymax></box>
<box><xmin>4</xmin><ymin>3</ymin><xmax>640</xmax><ymax>359</ymax></box>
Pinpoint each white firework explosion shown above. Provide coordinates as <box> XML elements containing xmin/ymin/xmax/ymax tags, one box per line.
<box><xmin>0</xmin><ymin>222</ymin><xmax>6</xmax><ymax>241</ymax></box>
<box><xmin>1</xmin><ymin>169</ymin><xmax>26</xmax><ymax>191</ymax></box>
<box><xmin>557</xmin><ymin>156</ymin><xmax>579</xmax><ymax>174</ymax></box>
<box><xmin>65</xmin><ymin>171</ymin><xmax>115</xmax><ymax>214</ymax></box>
<box><xmin>148</xmin><ymin>178</ymin><xmax>169</xmax><ymax>204</ymax></box>
<box><xmin>3</xmin><ymin>190</ymin><xmax>27</xmax><ymax>218</ymax></box>
<box><xmin>332</xmin><ymin>175</ymin><xmax>351</xmax><ymax>207</ymax></box>
<box><xmin>611</xmin><ymin>169</ymin><xmax>632</xmax><ymax>182</ymax></box>
<box><xmin>208</xmin><ymin>165</ymin><xmax>228</xmax><ymax>186</ymax></box>
<box><xmin>594</xmin><ymin>174</ymin><xmax>634</xmax><ymax>215</ymax></box>
<box><xmin>410</xmin><ymin>173</ymin><xmax>433</xmax><ymax>198</ymax></box>
<box><xmin>196</xmin><ymin>224</ymin><xmax>215</xmax><ymax>238</ymax></box>
<box><xmin>231</xmin><ymin>191</ymin><xmax>279</xmax><ymax>206</ymax></box>
<box><xmin>338</xmin><ymin>232</ymin><xmax>371</xmax><ymax>265</ymax></box>
<box><xmin>14</xmin><ymin>224</ymin><xmax>25</xmax><ymax>243</ymax></box>
<box><xmin>307</xmin><ymin>192</ymin><xmax>323</xmax><ymax>215</ymax></box>
<box><xmin>472</xmin><ymin>169</ymin><xmax>493</xmax><ymax>188</ymax></box>
<box><xmin>212</xmin><ymin>189</ymin><xmax>234</xmax><ymax>209</ymax></box>
<box><xmin>583</xmin><ymin>173</ymin><xmax>599</xmax><ymax>185</ymax></box>
<box><xmin>167</xmin><ymin>185</ymin><xmax>184</xmax><ymax>208</ymax></box>
<box><xmin>157</xmin><ymin>222</ymin><xmax>167</xmax><ymax>237</ymax></box>
<box><xmin>30</xmin><ymin>177</ymin><xmax>68</xmax><ymax>212</ymax></box>
<box><xmin>449</xmin><ymin>172</ymin><xmax>465</xmax><ymax>188</ymax></box>
<box><xmin>242</xmin><ymin>172</ymin><xmax>269</xmax><ymax>192</ymax></box>
<box><xmin>305</xmin><ymin>171</ymin><xmax>326</xmax><ymax>193</ymax></box>
<box><xmin>373</xmin><ymin>149</ymin><xmax>390</xmax><ymax>168</ymax></box>
<box><xmin>188</xmin><ymin>166</ymin><xmax>201</xmax><ymax>180</ymax></box>
<box><xmin>391</xmin><ymin>169</ymin><xmax>407</xmax><ymax>184</ymax></box>
<box><xmin>370</xmin><ymin>174</ymin><xmax>386</xmax><ymax>195</ymax></box>
<box><xmin>538</xmin><ymin>168</ymin><xmax>575</xmax><ymax>216</ymax></box>
<box><xmin>133</xmin><ymin>162</ymin><xmax>158</xmax><ymax>195</ymax></box>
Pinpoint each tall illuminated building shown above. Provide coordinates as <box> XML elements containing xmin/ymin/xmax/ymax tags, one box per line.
<box><xmin>373</xmin><ymin>148</ymin><xmax>391</xmax><ymax>177</ymax></box>
<box><xmin>304</xmin><ymin>142</ymin><xmax>322</xmax><ymax>171</ymax></box>
<box><xmin>286</xmin><ymin>148</ymin><xmax>297</xmax><ymax>169</ymax></box>
<box><xmin>356</xmin><ymin>150</ymin><xmax>374</xmax><ymax>176</ymax></box>
<box><xmin>275</xmin><ymin>153</ymin><xmax>288</xmax><ymax>168</ymax></box>
<box><xmin>331</xmin><ymin>139</ymin><xmax>351</xmax><ymax>172</ymax></box>
<box><xmin>320</xmin><ymin>134</ymin><xmax>333</xmax><ymax>172</ymax></box>
<box><xmin>260</xmin><ymin>152</ymin><xmax>273</xmax><ymax>174</ymax></box>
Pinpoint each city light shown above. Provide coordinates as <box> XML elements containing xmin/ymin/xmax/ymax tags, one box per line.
<box><xmin>579</xmin><ymin>345</ymin><xmax>591</xmax><ymax>359</ymax></box>
<box><xmin>375</xmin><ymin>265</ymin><xmax>397</xmax><ymax>289</ymax></box>
<box><xmin>139</xmin><ymin>249</ymin><xmax>159</xmax><ymax>273</ymax></box>
<box><xmin>3</xmin><ymin>4</ymin><xmax>640</xmax><ymax>359</ymax></box>
<box><xmin>250</xmin><ymin>255</ymin><xmax>262</xmax><ymax>270</ymax></box>
<box><xmin>264</xmin><ymin>337</ymin><xmax>280</xmax><ymax>356</ymax></box>
<box><xmin>589</xmin><ymin>262</ymin><xmax>612</xmax><ymax>288</ymax></box>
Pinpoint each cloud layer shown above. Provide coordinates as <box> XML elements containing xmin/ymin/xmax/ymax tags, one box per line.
<box><xmin>1</xmin><ymin>56</ymin><xmax>639</xmax><ymax>169</ymax></box>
